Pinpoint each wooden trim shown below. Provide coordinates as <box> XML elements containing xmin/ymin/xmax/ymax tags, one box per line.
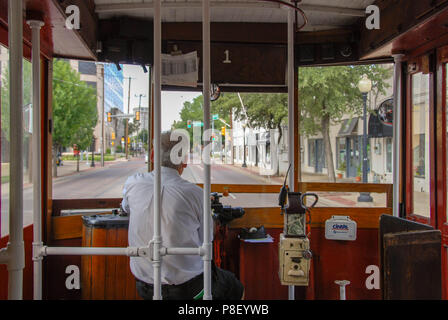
<box><xmin>45</xmin><ymin>60</ymin><xmax>53</xmax><ymax>244</ymax></box>
<box><xmin>196</xmin><ymin>184</ymin><xmax>283</xmax><ymax>194</ymax></box>
<box><xmin>51</xmin><ymin>0</ymin><xmax>97</xmax><ymax>59</ymax></box>
<box><xmin>298</xmin><ymin>182</ymin><xmax>393</xmax><ymax>194</ymax></box>
<box><xmin>230</xmin><ymin>207</ymin><xmax>392</xmax><ymax>229</ymax></box>
<box><xmin>436</xmin><ymin>47</ymin><xmax>447</xmax><ymax>228</ymax></box>
<box><xmin>407</xmin><ymin>213</ymin><xmax>431</xmax><ymax>225</ymax></box>
<box><xmin>51</xmin><ymin>206</ymin><xmax>392</xmax><ymax>240</ymax></box>
<box><xmin>41</xmin><ymin>58</ymin><xmax>48</xmax><ymax>244</ymax></box>
<box><xmin>51</xmin><ymin>215</ymin><xmax>85</xmax><ymax>241</ymax></box>
<box><xmin>430</xmin><ymin>53</ymin><xmax>437</xmax><ymax>228</ymax></box>
<box><xmin>358</xmin><ymin>0</ymin><xmax>448</xmax><ymax>59</ymax></box>
<box><xmin>405</xmin><ymin>71</ymin><xmax>414</xmax><ymax>215</ymax></box>
<box><xmin>436</xmin><ymin>45</ymin><xmax>448</xmax><ymax>299</ymax></box>
<box><xmin>162</xmin><ymin>23</ymin><xmax>354</xmax><ymax>46</ymax></box>
<box><xmin>405</xmin><ymin>55</ymin><xmax>436</xmax><ymax>226</ymax></box>
<box><xmin>200</xmin><ymin>182</ymin><xmax>393</xmax><ymax>200</ymax></box>
<box><xmin>53</xmin><ymin>198</ymin><xmax>122</xmax><ymax>216</ymax></box>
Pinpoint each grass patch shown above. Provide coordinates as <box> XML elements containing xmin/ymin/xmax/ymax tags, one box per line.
<box><xmin>62</xmin><ymin>155</ymin><xmax>119</xmax><ymax>162</ymax></box>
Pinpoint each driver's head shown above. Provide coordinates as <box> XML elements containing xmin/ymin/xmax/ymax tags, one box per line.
<box><xmin>154</xmin><ymin>130</ymin><xmax>188</xmax><ymax>174</ymax></box>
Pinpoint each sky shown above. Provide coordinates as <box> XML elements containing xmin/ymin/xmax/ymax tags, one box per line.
<box><xmin>122</xmin><ymin>64</ymin><xmax>201</xmax><ymax>131</ymax></box>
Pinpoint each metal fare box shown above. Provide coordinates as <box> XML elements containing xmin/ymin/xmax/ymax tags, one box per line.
<box><xmin>325</xmin><ymin>216</ymin><xmax>357</xmax><ymax>241</ymax></box>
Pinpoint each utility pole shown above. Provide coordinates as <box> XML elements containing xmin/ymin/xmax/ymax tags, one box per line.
<box><xmin>229</xmin><ymin>110</ymin><xmax>233</xmax><ymax>164</ymax></box>
<box><xmin>125</xmin><ymin>77</ymin><xmax>132</xmax><ymax>160</ymax></box>
<box><xmin>135</xmin><ymin>93</ymin><xmax>146</xmax><ymax>155</ymax></box>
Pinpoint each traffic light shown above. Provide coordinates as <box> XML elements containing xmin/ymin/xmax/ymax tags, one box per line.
<box><xmin>121</xmin><ymin>136</ymin><xmax>125</xmax><ymax>143</ymax></box>
<box><xmin>221</xmin><ymin>126</ymin><xmax>225</xmax><ymax>136</ymax></box>
<box><xmin>135</xmin><ymin>111</ymin><xmax>140</xmax><ymax>121</ymax></box>
<box><xmin>127</xmin><ymin>137</ymin><xmax>131</xmax><ymax>144</ymax></box>
<box><xmin>111</xmin><ymin>132</ymin><xmax>115</xmax><ymax>140</ymax></box>
<box><xmin>187</xmin><ymin>120</ymin><xmax>192</xmax><ymax>128</ymax></box>
<box><xmin>107</xmin><ymin>112</ymin><xmax>112</xmax><ymax>122</ymax></box>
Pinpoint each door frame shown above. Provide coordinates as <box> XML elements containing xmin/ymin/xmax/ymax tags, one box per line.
<box><xmin>405</xmin><ymin>52</ymin><xmax>436</xmax><ymax>227</ymax></box>
<box><xmin>436</xmin><ymin>45</ymin><xmax>448</xmax><ymax>299</ymax></box>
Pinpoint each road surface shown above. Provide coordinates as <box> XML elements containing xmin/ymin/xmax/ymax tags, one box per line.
<box><xmin>0</xmin><ymin>157</ymin><xmax>387</xmax><ymax>236</ymax></box>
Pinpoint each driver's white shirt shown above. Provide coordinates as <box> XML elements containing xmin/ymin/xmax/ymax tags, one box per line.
<box><xmin>122</xmin><ymin>166</ymin><xmax>212</xmax><ymax>285</ymax></box>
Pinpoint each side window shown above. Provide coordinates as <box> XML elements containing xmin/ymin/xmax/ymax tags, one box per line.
<box><xmin>411</xmin><ymin>72</ymin><xmax>431</xmax><ymax>217</ymax></box>
<box><xmin>0</xmin><ymin>45</ymin><xmax>34</xmax><ymax>236</ymax></box>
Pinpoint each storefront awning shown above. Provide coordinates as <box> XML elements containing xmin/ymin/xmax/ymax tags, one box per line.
<box><xmin>337</xmin><ymin>117</ymin><xmax>359</xmax><ymax>137</ymax></box>
<box><xmin>369</xmin><ymin>111</ymin><xmax>393</xmax><ymax>138</ymax></box>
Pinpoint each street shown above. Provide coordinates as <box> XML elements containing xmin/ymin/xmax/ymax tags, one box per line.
<box><xmin>1</xmin><ymin>157</ymin><xmax>389</xmax><ymax>237</ymax></box>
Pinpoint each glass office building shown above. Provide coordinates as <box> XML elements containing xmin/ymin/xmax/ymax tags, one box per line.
<box><xmin>104</xmin><ymin>63</ymin><xmax>124</xmax><ymax>113</ymax></box>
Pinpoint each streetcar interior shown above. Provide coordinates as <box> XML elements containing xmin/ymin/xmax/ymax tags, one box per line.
<box><xmin>0</xmin><ymin>0</ymin><xmax>447</xmax><ymax>300</ymax></box>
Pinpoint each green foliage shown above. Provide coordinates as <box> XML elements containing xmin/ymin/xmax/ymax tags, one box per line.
<box><xmin>299</xmin><ymin>64</ymin><xmax>391</xmax><ymax>181</ymax></box>
<box><xmin>172</xmin><ymin>93</ymin><xmax>288</xmax><ymax>144</ymax></box>
<box><xmin>52</xmin><ymin>59</ymin><xmax>97</xmax><ymax>150</ymax></box>
<box><xmin>138</xmin><ymin>129</ymin><xmax>149</xmax><ymax>143</ymax></box>
<box><xmin>172</xmin><ymin>95</ymin><xmax>233</xmax><ymax>142</ymax></box>
<box><xmin>1</xmin><ymin>57</ymin><xmax>33</xmax><ymax>141</ymax></box>
<box><xmin>128</xmin><ymin>120</ymin><xmax>139</xmax><ymax>136</ymax></box>
<box><xmin>299</xmin><ymin>64</ymin><xmax>392</xmax><ymax>137</ymax></box>
<box><xmin>338</xmin><ymin>161</ymin><xmax>346</xmax><ymax>172</ymax></box>
<box><xmin>62</xmin><ymin>154</ymin><xmax>116</xmax><ymax>161</ymax></box>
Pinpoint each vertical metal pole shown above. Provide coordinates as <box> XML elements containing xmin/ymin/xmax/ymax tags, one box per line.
<box><xmin>287</xmin><ymin>8</ymin><xmax>295</xmax><ymax>301</ymax></box>
<box><xmin>148</xmin><ymin>68</ymin><xmax>152</xmax><ymax>172</ymax></box>
<box><xmin>27</xmin><ymin>19</ymin><xmax>44</xmax><ymax>301</ymax></box>
<box><xmin>335</xmin><ymin>280</ymin><xmax>350</xmax><ymax>300</ymax></box>
<box><xmin>152</xmin><ymin>0</ymin><xmax>163</xmax><ymax>300</ymax></box>
<box><xmin>362</xmin><ymin>93</ymin><xmax>368</xmax><ymax>183</ymax></box>
<box><xmin>202</xmin><ymin>0</ymin><xmax>213</xmax><ymax>301</ymax></box>
<box><xmin>8</xmin><ymin>0</ymin><xmax>25</xmax><ymax>300</ymax></box>
<box><xmin>392</xmin><ymin>54</ymin><xmax>404</xmax><ymax>217</ymax></box>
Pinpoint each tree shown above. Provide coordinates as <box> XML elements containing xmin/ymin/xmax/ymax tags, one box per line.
<box><xmin>52</xmin><ymin>59</ymin><xmax>97</xmax><ymax>176</ymax></box>
<box><xmin>172</xmin><ymin>95</ymin><xmax>232</xmax><ymax>146</ymax></box>
<box><xmin>1</xmin><ymin>56</ymin><xmax>34</xmax><ymax>182</ymax></box>
<box><xmin>230</xmin><ymin>93</ymin><xmax>288</xmax><ymax>144</ymax></box>
<box><xmin>1</xmin><ymin>57</ymin><xmax>32</xmax><ymax>143</ymax></box>
<box><xmin>299</xmin><ymin>64</ymin><xmax>391</xmax><ymax>182</ymax></box>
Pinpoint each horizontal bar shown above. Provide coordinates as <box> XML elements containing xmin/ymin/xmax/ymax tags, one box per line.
<box><xmin>42</xmin><ymin>246</ymin><xmax>204</xmax><ymax>258</ymax></box>
<box><xmin>42</xmin><ymin>246</ymin><xmax>140</xmax><ymax>257</ymax></box>
<box><xmin>204</xmin><ymin>184</ymin><xmax>283</xmax><ymax>194</ymax></box>
<box><xmin>164</xmin><ymin>247</ymin><xmax>203</xmax><ymax>256</ymax></box>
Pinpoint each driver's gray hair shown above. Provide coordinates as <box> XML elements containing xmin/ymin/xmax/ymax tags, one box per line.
<box><xmin>160</xmin><ymin>130</ymin><xmax>184</xmax><ymax>170</ymax></box>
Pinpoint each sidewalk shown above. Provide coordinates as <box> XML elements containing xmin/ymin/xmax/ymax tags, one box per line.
<box><xmin>218</xmin><ymin>162</ymin><xmax>388</xmax><ymax>208</ymax></box>
<box><xmin>53</xmin><ymin>157</ymin><xmax>129</xmax><ymax>179</ymax></box>
<box><xmin>225</xmin><ymin>162</ymin><xmax>359</xmax><ymax>184</ymax></box>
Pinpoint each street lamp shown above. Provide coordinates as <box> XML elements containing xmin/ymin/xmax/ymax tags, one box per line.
<box><xmin>91</xmin><ymin>136</ymin><xmax>96</xmax><ymax>167</ymax></box>
<box><xmin>242</xmin><ymin>123</ymin><xmax>247</xmax><ymax>168</ymax></box>
<box><xmin>357</xmin><ymin>74</ymin><xmax>373</xmax><ymax>202</ymax></box>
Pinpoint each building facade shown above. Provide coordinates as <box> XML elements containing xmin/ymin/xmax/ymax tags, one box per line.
<box><xmin>69</xmin><ymin>60</ymin><xmax>124</xmax><ymax>153</ymax></box>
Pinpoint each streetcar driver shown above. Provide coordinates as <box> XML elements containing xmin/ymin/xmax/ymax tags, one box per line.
<box><xmin>121</xmin><ymin>130</ymin><xmax>244</xmax><ymax>300</ymax></box>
